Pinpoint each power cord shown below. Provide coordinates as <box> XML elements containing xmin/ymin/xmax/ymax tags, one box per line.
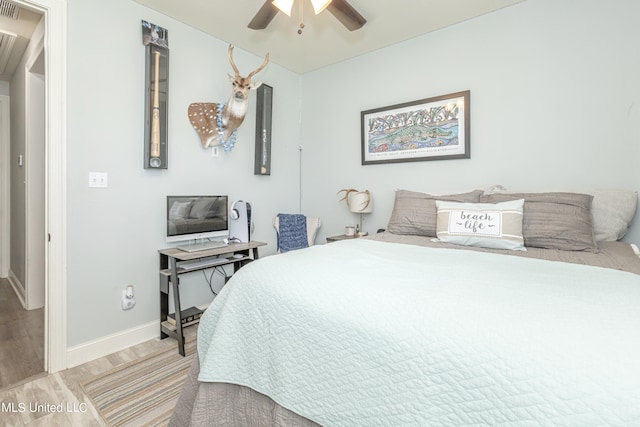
<box><xmin>202</xmin><ymin>265</ymin><xmax>231</xmax><ymax>295</ymax></box>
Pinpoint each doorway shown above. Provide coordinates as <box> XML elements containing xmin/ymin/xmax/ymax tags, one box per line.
<box><xmin>0</xmin><ymin>0</ymin><xmax>66</xmax><ymax>378</ymax></box>
<box><xmin>0</xmin><ymin>2</ymin><xmax>45</xmax><ymax>387</ymax></box>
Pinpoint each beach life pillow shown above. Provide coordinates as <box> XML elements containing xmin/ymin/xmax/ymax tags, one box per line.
<box><xmin>435</xmin><ymin>199</ymin><xmax>526</xmax><ymax>251</ymax></box>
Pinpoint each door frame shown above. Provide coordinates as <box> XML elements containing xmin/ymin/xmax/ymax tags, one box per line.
<box><xmin>0</xmin><ymin>95</ymin><xmax>9</xmax><ymax>279</ymax></box>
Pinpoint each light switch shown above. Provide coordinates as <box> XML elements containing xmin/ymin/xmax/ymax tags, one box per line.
<box><xmin>89</xmin><ymin>172</ymin><xmax>108</xmax><ymax>188</ymax></box>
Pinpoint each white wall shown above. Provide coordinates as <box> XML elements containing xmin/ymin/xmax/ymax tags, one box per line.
<box><xmin>0</xmin><ymin>81</ymin><xmax>9</xmax><ymax>95</ymax></box>
<box><xmin>66</xmin><ymin>0</ymin><xmax>301</xmax><ymax>347</ymax></box>
<box><xmin>301</xmin><ymin>0</ymin><xmax>640</xmax><ymax>244</ymax></box>
<box><xmin>25</xmin><ymin>60</ymin><xmax>45</xmax><ymax>310</ymax></box>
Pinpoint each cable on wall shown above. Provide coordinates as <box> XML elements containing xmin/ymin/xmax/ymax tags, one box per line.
<box><xmin>298</xmin><ymin>73</ymin><xmax>303</xmax><ymax>214</ymax></box>
<box><xmin>298</xmin><ymin>144</ymin><xmax>303</xmax><ymax>213</ymax></box>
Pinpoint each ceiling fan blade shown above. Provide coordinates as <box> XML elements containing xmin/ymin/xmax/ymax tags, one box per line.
<box><xmin>326</xmin><ymin>0</ymin><xmax>367</xmax><ymax>31</ymax></box>
<box><xmin>248</xmin><ymin>1</ymin><xmax>279</xmax><ymax>30</ymax></box>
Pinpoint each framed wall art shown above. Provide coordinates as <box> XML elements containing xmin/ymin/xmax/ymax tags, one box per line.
<box><xmin>254</xmin><ymin>84</ymin><xmax>273</xmax><ymax>175</ymax></box>
<box><xmin>142</xmin><ymin>20</ymin><xmax>169</xmax><ymax>169</ymax></box>
<box><xmin>361</xmin><ymin>90</ymin><xmax>470</xmax><ymax>165</ymax></box>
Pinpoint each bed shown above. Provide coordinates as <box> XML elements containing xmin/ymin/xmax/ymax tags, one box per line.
<box><xmin>169</xmin><ymin>189</ymin><xmax>640</xmax><ymax>426</ymax></box>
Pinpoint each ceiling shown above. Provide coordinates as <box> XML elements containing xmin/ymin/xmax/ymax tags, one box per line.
<box><xmin>0</xmin><ymin>0</ymin><xmax>41</xmax><ymax>81</ymax></box>
<box><xmin>133</xmin><ymin>0</ymin><xmax>525</xmax><ymax>74</ymax></box>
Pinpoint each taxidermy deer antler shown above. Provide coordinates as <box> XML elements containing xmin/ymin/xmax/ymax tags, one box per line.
<box><xmin>188</xmin><ymin>45</ymin><xmax>269</xmax><ymax>151</ymax></box>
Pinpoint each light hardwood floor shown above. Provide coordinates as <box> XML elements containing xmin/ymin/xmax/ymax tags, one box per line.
<box><xmin>0</xmin><ymin>292</ymin><xmax>197</xmax><ymax>426</ymax></box>
<box><xmin>0</xmin><ymin>278</ymin><xmax>45</xmax><ymax>388</ymax></box>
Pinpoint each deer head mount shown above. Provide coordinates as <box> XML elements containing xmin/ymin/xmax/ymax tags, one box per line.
<box><xmin>188</xmin><ymin>45</ymin><xmax>269</xmax><ymax>151</ymax></box>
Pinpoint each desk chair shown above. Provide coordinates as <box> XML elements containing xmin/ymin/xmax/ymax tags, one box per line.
<box><xmin>273</xmin><ymin>214</ymin><xmax>321</xmax><ymax>253</ymax></box>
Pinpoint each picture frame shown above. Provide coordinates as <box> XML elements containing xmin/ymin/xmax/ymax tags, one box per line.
<box><xmin>361</xmin><ymin>90</ymin><xmax>470</xmax><ymax>165</ymax></box>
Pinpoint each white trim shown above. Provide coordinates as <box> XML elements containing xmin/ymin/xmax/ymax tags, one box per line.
<box><xmin>66</xmin><ymin>321</ymin><xmax>159</xmax><ymax>369</ymax></box>
<box><xmin>7</xmin><ymin>269</ymin><xmax>26</xmax><ymax>306</ymax></box>
<box><xmin>13</xmin><ymin>0</ymin><xmax>68</xmax><ymax>373</ymax></box>
<box><xmin>0</xmin><ymin>95</ymin><xmax>9</xmax><ymax>278</ymax></box>
<box><xmin>45</xmin><ymin>0</ymin><xmax>68</xmax><ymax>374</ymax></box>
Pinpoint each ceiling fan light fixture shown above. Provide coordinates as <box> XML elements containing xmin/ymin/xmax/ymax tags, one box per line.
<box><xmin>272</xmin><ymin>0</ymin><xmax>293</xmax><ymax>16</ymax></box>
<box><xmin>311</xmin><ymin>0</ymin><xmax>332</xmax><ymax>14</ymax></box>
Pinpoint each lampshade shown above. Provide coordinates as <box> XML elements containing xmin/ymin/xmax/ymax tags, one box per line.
<box><xmin>349</xmin><ymin>191</ymin><xmax>372</xmax><ymax>214</ymax></box>
<box><xmin>272</xmin><ymin>0</ymin><xmax>294</xmax><ymax>16</ymax></box>
<box><xmin>310</xmin><ymin>0</ymin><xmax>332</xmax><ymax>14</ymax></box>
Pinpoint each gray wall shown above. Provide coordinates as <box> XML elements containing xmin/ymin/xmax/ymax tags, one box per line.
<box><xmin>301</xmin><ymin>0</ymin><xmax>640</xmax><ymax>244</ymax></box>
<box><xmin>65</xmin><ymin>0</ymin><xmax>640</xmax><ymax>347</ymax></box>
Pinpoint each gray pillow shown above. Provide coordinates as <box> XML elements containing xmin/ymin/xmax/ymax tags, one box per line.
<box><xmin>387</xmin><ymin>189</ymin><xmax>483</xmax><ymax>237</ymax></box>
<box><xmin>480</xmin><ymin>192</ymin><xmax>597</xmax><ymax>251</ymax></box>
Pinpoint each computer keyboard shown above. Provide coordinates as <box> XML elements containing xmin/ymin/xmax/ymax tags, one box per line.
<box><xmin>177</xmin><ymin>241</ymin><xmax>228</xmax><ymax>252</ymax></box>
<box><xmin>178</xmin><ymin>257</ymin><xmax>229</xmax><ymax>271</ymax></box>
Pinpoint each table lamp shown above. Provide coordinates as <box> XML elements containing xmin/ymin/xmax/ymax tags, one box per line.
<box><xmin>349</xmin><ymin>190</ymin><xmax>372</xmax><ymax>236</ymax></box>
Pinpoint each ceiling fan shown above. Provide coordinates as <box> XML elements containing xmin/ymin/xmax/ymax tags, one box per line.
<box><xmin>248</xmin><ymin>0</ymin><xmax>367</xmax><ymax>32</ymax></box>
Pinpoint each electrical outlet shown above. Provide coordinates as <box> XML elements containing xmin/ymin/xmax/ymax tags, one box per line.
<box><xmin>121</xmin><ymin>287</ymin><xmax>135</xmax><ymax>310</ymax></box>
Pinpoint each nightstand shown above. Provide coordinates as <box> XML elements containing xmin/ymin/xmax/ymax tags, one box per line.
<box><xmin>326</xmin><ymin>234</ymin><xmax>358</xmax><ymax>243</ymax></box>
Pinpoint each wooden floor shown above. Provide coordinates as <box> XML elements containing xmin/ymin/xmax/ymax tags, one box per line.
<box><xmin>0</xmin><ymin>334</ymin><xmax>196</xmax><ymax>426</ymax></box>
<box><xmin>0</xmin><ymin>278</ymin><xmax>45</xmax><ymax>388</ymax></box>
<box><xmin>0</xmin><ymin>278</ymin><xmax>197</xmax><ymax>426</ymax></box>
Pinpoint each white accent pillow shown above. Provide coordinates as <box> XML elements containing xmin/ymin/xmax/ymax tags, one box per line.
<box><xmin>435</xmin><ymin>199</ymin><xmax>526</xmax><ymax>251</ymax></box>
<box><xmin>590</xmin><ymin>189</ymin><xmax>638</xmax><ymax>241</ymax></box>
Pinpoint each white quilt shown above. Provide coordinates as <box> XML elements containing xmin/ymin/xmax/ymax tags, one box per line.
<box><xmin>197</xmin><ymin>239</ymin><xmax>640</xmax><ymax>426</ymax></box>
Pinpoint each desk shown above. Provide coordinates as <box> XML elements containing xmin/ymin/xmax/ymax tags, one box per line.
<box><xmin>159</xmin><ymin>241</ymin><xmax>267</xmax><ymax>355</ymax></box>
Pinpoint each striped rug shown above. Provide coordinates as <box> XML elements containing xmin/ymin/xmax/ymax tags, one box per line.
<box><xmin>82</xmin><ymin>339</ymin><xmax>196</xmax><ymax>427</ymax></box>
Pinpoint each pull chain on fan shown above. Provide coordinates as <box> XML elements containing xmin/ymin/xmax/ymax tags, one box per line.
<box><xmin>298</xmin><ymin>0</ymin><xmax>304</xmax><ymax>34</ymax></box>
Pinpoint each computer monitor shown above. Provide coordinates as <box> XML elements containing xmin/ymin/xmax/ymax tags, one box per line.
<box><xmin>166</xmin><ymin>195</ymin><xmax>228</xmax><ymax>243</ymax></box>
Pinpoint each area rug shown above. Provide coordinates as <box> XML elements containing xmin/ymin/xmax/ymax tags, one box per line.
<box><xmin>81</xmin><ymin>339</ymin><xmax>196</xmax><ymax>427</ymax></box>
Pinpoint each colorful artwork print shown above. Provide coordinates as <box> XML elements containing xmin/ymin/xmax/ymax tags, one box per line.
<box><xmin>361</xmin><ymin>91</ymin><xmax>470</xmax><ymax>165</ymax></box>
<box><xmin>368</xmin><ymin>103</ymin><xmax>459</xmax><ymax>152</ymax></box>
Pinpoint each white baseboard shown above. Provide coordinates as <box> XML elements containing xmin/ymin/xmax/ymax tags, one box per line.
<box><xmin>7</xmin><ymin>270</ymin><xmax>26</xmax><ymax>308</ymax></box>
<box><xmin>66</xmin><ymin>320</ymin><xmax>159</xmax><ymax>368</ymax></box>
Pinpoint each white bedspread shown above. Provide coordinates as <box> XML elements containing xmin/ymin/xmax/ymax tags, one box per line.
<box><xmin>197</xmin><ymin>239</ymin><xmax>640</xmax><ymax>426</ymax></box>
